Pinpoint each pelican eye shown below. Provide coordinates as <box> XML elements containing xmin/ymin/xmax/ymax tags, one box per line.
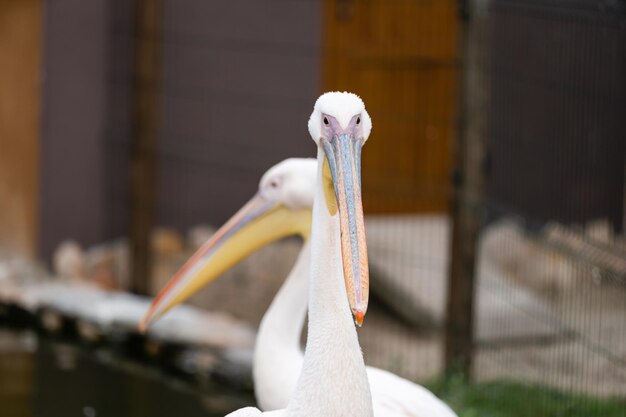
<box><xmin>269</xmin><ymin>179</ymin><xmax>279</xmax><ymax>188</ymax></box>
<box><xmin>356</xmin><ymin>117</ymin><xmax>361</xmax><ymax>125</ymax></box>
<box><xmin>323</xmin><ymin>117</ymin><xmax>329</xmax><ymax>125</ymax></box>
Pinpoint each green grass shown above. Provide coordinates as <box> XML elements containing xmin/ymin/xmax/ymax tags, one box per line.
<box><xmin>426</xmin><ymin>376</ymin><xmax>626</xmax><ymax>417</ymax></box>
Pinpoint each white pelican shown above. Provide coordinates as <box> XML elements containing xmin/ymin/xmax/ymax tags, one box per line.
<box><xmin>142</xmin><ymin>92</ymin><xmax>455</xmax><ymax>417</ymax></box>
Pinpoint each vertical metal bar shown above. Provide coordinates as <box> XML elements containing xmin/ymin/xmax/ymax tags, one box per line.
<box><xmin>444</xmin><ymin>0</ymin><xmax>489</xmax><ymax>378</ymax></box>
<box><xmin>129</xmin><ymin>0</ymin><xmax>161</xmax><ymax>295</ymax></box>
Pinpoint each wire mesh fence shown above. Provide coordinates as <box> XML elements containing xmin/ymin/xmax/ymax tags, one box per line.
<box><xmin>474</xmin><ymin>0</ymin><xmax>626</xmax><ymax>407</ymax></box>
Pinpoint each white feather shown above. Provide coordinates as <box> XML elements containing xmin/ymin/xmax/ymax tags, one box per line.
<box><xmin>225</xmin><ymin>407</ymin><xmax>285</xmax><ymax>417</ymax></box>
<box><xmin>308</xmin><ymin>91</ymin><xmax>372</xmax><ymax>144</ymax></box>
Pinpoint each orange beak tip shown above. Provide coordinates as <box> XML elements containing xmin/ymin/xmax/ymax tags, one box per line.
<box><xmin>355</xmin><ymin>310</ymin><xmax>365</xmax><ymax>327</ymax></box>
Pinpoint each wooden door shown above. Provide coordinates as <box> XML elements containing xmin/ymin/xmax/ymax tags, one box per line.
<box><xmin>323</xmin><ymin>0</ymin><xmax>458</xmax><ymax>213</ymax></box>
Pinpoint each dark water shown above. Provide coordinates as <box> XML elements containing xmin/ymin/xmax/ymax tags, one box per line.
<box><xmin>0</xmin><ymin>328</ymin><xmax>254</xmax><ymax>417</ymax></box>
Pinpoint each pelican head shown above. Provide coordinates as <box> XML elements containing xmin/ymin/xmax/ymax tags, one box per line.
<box><xmin>308</xmin><ymin>91</ymin><xmax>372</xmax><ymax>326</ymax></box>
<box><xmin>140</xmin><ymin>158</ymin><xmax>317</xmax><ymax>331</ymax></box>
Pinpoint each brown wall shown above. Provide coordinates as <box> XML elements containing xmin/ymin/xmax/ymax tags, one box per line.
<box><xmin>39</xmin><ymin>0</ymin><xmax>111</xmax><ymax>257</ymax></box>
<box><xmin>38</xmin><ymin>0</ymin><xmax>321</xmax><ymax>256</ymax></box>
<box><xmin>155</xmin><ymin>0</ymin><xmax>322</xmax><ymax>230</ymax></box>
<box><xmin>0</xmin><ymin>0</ymin><xmax>41</xmax><ymax>257</ymax></box>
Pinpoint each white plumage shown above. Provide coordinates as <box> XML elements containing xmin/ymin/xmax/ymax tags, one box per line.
<box><xmin>243</xmin><ymin>93</ymin><xmax>457</xmax><ymax>416</ymax></box>
<box><xmin>143</xmin><ymin>92</ymin><xmax>457</xmax><ymax>417</ymax></box>
<box><xmin>225</xmin><ymin>408</ymin><xmax>284</xmax><ymax>417</ymax></box>
<box><xmin>253</xmin><ymin>162</ymin><xmax>457</xmax><ymax>417</ymax></box>
<box><xmin>226</xmin><ymin>91</ymin><xmax>376</xmax><ymax>416</ymax></box>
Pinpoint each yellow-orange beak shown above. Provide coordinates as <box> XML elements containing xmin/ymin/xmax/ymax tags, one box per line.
<box><xmin>139</xmin><ymin>193</ymin><xmax>311</xmax><ymax>332</ymax></box>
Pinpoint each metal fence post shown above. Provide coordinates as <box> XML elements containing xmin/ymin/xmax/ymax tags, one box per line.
<box><xmin>129</xmin><ymin>0</ymin><xmax>162</xmax><ymax>295</ymax></box>
<box><xmin>444</xmin><ymin>0</ymin><xmax>489</xmax><ymax>378</ymax></box>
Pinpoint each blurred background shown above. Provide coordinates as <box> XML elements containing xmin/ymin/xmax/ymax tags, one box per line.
<box><xmin>0</xmin><ymin>0</ymin><xmax>625</xmax><ymax>416</ymax></box>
